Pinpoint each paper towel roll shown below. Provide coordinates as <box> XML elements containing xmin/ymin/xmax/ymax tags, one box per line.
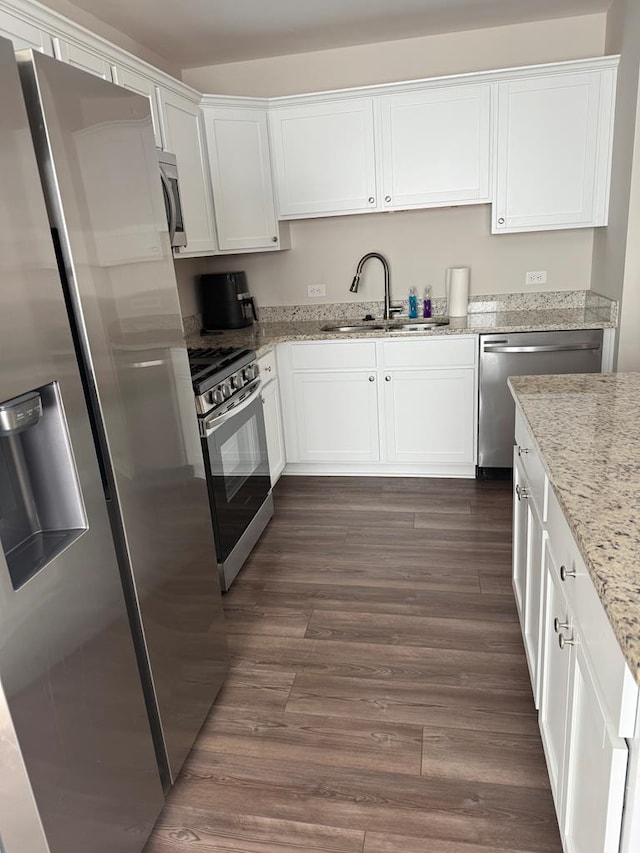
<box><xmin>446</xmin><ymin>267</ymin><xmax>470</xmax><ymax>317</ymax></box>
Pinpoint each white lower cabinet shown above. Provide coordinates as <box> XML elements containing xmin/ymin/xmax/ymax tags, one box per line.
<box><xmin>512</xmin><ymin>405</ymin><xmax>638</xmax><ymax>853</ymax></box>
<box><xmin>258</xmin><ymin>350</ymin><xmax>286</xmax><ymax>486</ymax></box>
<box><xmin>278</xmin><ymin>336</ymin><xmax>476</xmax><ymax>475</ymax></box>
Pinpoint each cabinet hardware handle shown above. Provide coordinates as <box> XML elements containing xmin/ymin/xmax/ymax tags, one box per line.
<box><xmin>560</xmin><ymin>564</ymin><xmax>576</xmax><ymax>581</ymax></box>
<box><xmin>558</xmin><ymin>633</ymin><xmax>575</xmax><ymax>649</ymax></box>
<box><xmin>385</xmin><ymin>195</ymin><xmax>392</xmax><ymax>203</ymax></box>
<box><xmin>554</xmin><ymin>617</ymin><xmax>570</xmax><ymax>634</ymax></box>
<box><xmin>515</xmin><ymin>483</ymin><xmax>529</xmax><ymax>501</ymax></box>
<box><xmin>264</xmin><ymin>365</ymin><xmax>272</xmax><ymax>372</ymax></box>
<box><xmin>498</xmin><ymin>217</ymin><xmax>505</xmax><ymax>225</ymax></box>
<box><xmin>368</xmin><ymin>196</ymin><xmax>375</xmax><ymax>204</ymax></box>
<box><xmin>385</xmin><ymin>375</ymin><xmax>391</xmax><ymax>382</ymax></box>
<box><xmin>271</xmin><ymin>236</ymin><xmax>278</xmax><ymax>243</ymax></box>
<box><xmin>369</xmin><ymin>375</ymin><xmax>375</xmax><ymax>382</ymax></box>
<box><xmin>518</xmin><ymin>446</ymin><xmax>530</xmax><ymax>455</ymax></box>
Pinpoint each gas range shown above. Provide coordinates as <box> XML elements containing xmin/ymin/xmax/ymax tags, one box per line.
<box><xmin>187</xmin><ymin>346</ymin><xmax>259</xmax><ymax>418</ymax></box>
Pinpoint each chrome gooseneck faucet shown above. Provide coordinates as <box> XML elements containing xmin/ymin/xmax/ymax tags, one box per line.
<box><xmin>349</xmin><ymin>252</ymin><xmax>400</xmax><ymax>320</ymax></box>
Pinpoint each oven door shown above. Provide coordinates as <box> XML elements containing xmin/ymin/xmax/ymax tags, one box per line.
<box><xmin>201</xmin><ymin>383</ymin><xmax>271</xmax><ymax>562</ymax></box>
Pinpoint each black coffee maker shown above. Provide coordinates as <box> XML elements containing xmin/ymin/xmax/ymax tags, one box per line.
<box><xmin>199</xmin><ymin>272</ymin><xmax>258</xmax><ymax>331</ymax></box>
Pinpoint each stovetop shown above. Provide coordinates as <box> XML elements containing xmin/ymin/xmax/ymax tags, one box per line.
<box><xmin>188</xmin><ymin>345</ymin><xmax>254</xmax><ymax>384</ymax></box>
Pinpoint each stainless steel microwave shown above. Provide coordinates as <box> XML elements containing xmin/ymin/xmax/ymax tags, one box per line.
<box><xmin>158</xmin><ymin>151</ymin><xmax>187</xmax><ymax>250</ymax></box>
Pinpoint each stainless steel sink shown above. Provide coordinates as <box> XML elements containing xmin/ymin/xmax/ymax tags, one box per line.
<box><xmin>320</xmin><ymin>324</ymin><xmax>385</xmax><ymax>332</ymax></box>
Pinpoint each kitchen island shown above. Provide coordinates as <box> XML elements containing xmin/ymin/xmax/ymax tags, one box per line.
<box><xmin>509</xmin><ymin>371</ymin><xmax>640</xmax><ymax>853</ymax></box>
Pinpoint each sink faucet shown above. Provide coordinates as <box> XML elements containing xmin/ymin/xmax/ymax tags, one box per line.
<box><xmin>349</xmin><ymin>252</ymin><xmax>402</xmax><ymax>320</ymax></box>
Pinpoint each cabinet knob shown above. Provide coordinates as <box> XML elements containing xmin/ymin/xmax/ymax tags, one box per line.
<box><xmin>385</xmin><ymin>375</ymin><xmax>391</xmax><ymax>382</ymax></box>
<box><xmin>498</xmin><ymin>217</ymin><xmax>505</xmax><ymax>225</ymax></box>
<box><xmin>558</xmin><ymin>633</ymin><xmax>575</xmax><ymax>649</ymax></box>
<box><xmin>559</xmin><ymin>564</ymin><xmax>576</xmax><ymax>581</ymax></box>
<box><xmin>369</xmin><ymin>375</ymin><xmax>375</xmax><ymax>382</ymax></box>
<box><xmin>272</xmin><ymin>236</ymin><xmax>278</xmax><ymax>243</ymax></box>
<box><xmin>264</xmin><ymin>365</ymin><xmax>272</xmax><ymax>373</ymax></box>
<box><xmin>517</xmin><ymin>446</ymin><xmax>529</xmax><ymax>456</ymax></box>
<box><xmin>385</xmin><ymin>195</ymin><xmax>391</xmax><ymax>203</ymax></box>
<box><xmin>515</xmin><ymin>483</ymin><xmax>529</xmax><ymax>501</ymax></box>
<box><xmin>368</xmin><ymin>196</ymin><xmax>375</xmax><ymax>204</ymax></box>
<box><xmin>553</xmin><ymin>617</ymin><xmax>570</xmax><ymax>634</ymax></box>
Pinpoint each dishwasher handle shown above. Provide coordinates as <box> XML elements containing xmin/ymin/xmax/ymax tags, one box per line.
<box><xmin>483</xmin><ymin>342</ymin><xmax>601</xmax><ymax>354</ymax></box>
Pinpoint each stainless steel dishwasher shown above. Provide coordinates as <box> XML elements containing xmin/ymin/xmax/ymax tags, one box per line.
<box><xmin>477</xmin><ymin>328</ymin><xmax>603</xmax><ymax>476</ymax></box>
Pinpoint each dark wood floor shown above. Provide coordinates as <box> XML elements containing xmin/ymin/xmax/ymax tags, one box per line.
<box><xmin>144</xmin><ymin>476</ymin><xmax>561</xmax><ymax>853</ymax></box>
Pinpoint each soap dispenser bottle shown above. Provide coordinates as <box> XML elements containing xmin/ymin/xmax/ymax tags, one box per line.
<box><xmin>423</xmin><ymin>286</ymin><xmax>432</xmax><ymax>318</ymax></box>
<box><xmin>408</xmin><ymin>287</ymin><xmax>418</xmax><ymax>319</ymax></box>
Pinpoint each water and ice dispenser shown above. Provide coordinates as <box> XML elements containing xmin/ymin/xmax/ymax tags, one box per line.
<box><xmin>0</xmin><ymin>382</ymin><xmax>87</xmax><ymax>590</ymax></box>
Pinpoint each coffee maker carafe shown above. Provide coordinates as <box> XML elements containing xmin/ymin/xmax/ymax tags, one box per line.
<box><xmin>199</xmin><ymin>272</ymin><xmax>258</xmax><ymax>330</ymax></box>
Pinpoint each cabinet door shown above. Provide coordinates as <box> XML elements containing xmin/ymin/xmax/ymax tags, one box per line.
<box><xmin>512</xmin><ymin>451</ymin><xmax>528</xmax><ymax>630</ymax></box>
<box><xmin>523</xmin><ymin>500</ymin><xmax>544</xmax><ymax>708</ymax></box>
<box><xmin>158</xmin><ymin>88</ymin><xmax>217</xmax><ymax>256</ymax></box>
<box><xmin>379</xmin><ymin>83</ymin><xmax>491</xmax><ymax>209</ymax></box>
<box><xmin>539</xmin><ymin>541</ymin><xmax>574</xmax><ymax>813</ymax></box>
<box><xmin>0</xmin><ymin>9</ymin><xmax>52</xmax><ymax>53</ymax></box>
<box><xmin>293</xmin><ymin>371</ymin><xmax>380</xmax><ymax>463</ymax></box>
<box><xmin>269</xmin><ymin>98</ymin><xmax>377</xmax><ymax>217</ymax></box>
<box><xmin>113</xmin><ymin>66</ymin><xmax>162</xmax><ymax>148</ymax></box>
<box><xmin>261</xmin><ymin>379</ymin><xmax>286</xmax><ymax>485</ymax></box>
<box><xmin>563</xmin><ymin>644</ymin><xmax>628</xmax><ymax>853</ymax></box>
<box><xmin>382</xmin><ymin>368</ymin><xmax>475</xmax><ymax>465</ymax></box>
<box><xmin>203</xmin><ymin>105</ymin><xmax>279</xmax><ymax>251</ymax></box>
<box><xmin>54</xmin><ymin>39</ymin><xmax>113</xmax><ymax>80</ymax></box>
<box><xmin>493</xmin><ymin>70</ymin><xmax>615</xmax><ymax>232</ymax></box>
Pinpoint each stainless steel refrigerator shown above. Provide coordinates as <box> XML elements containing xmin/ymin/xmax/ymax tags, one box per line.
<box><xmin>0</xmin><ymin>37</ymin><xmax>228</xmax><ymax>852</ymax></box>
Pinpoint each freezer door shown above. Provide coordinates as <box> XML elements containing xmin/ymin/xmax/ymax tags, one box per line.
<box><xmin>0</xmin><ymin>37</ymin><xmax>163</xmax><ymax>853</ymax></box>
<box><xmin>17</xmin><ymin>50</ymin><xmax>228</xmax><ymax>783</ymax></box>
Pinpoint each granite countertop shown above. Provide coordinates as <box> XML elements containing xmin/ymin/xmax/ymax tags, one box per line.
<box><xmin>187</xmin><ymin>305</ymin><xmax>615</xmax><ymax>356</ymax></box>
<box><xmin>508</xmin><ymin>372</ymin><xmax>640</xmax><ymax>686</ymax></box>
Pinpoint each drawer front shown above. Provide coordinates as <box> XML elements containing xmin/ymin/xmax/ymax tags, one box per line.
<box><xmin>258</xmin><ymin>349</ymin><xmax>277</xmax><ymax>383</ymax></box>
<box><xmin>381</xmin><ymin>336</ymin><xmax>476</xmax><ymax>369</ymax></box>
<box><xmin>547</xmin><ymin>487</ymin><xmax>638</xmax><ymax>737</ymax></box>
<box><xmin>515</xmin><ymin>408</ymin><xmax>547</xmax><ymax>518</ymax></box>
<box><xmin>291</xmin><ymin>340</ymin><xmax>377</xmax><ymax>371</ymax></box>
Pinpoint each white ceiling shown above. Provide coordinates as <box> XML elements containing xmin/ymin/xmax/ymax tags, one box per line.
<box><xmin>59</xmin><ymin>0</ymin><xmax>611</xmax><ymax>69</ymax></box>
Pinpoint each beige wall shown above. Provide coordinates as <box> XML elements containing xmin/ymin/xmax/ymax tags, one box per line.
<box><xmin>183</xmin><ymin>14</ymin><xmax>605</xmax><ymax>96</ymax></box>
<box><xmin>178</xmin><ymin>15</ymin><xmax>606</xmax><ymax>315</ymax></box>
<box><xmin>39</xmin><ymin>0</ymin><xmax>180</xmax><ymax>76</ymax></box>
<box><xmin>194</xmin><ymin>205</ymin><xmax>595</xmax><ymax>310</ymax></box>
<box><xmin>591</xmin><ymin>0</ymin><xmax>640</xmax><ymax>369</ymax></box>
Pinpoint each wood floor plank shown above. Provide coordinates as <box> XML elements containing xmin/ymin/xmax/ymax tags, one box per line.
<box><xmin>254</xmin><ymin>581</ymin><xmax>519</xmax><ymax>622</ymax></box>
<box><xmin>305</xmin><ymin>610</ymin><xmax>525</xmax><ymax>655</ymax></box>
<box><xmin>198</xmin><ymin>706</ymin><xmax>423</xmax><ymax>775</ymax></box>
<box><xmin>174</xmin><ymin>752</ymin><xmax>561</xmax><ymax>852</ymax></box>
<box><xmin>274</xmin><ymin>506</ymin><xmax>417</xmax><ymax>529</ymax></box>
<box><xmin>479</xmin><ymin>569</ymin><xmax>515</xmax><ymax>595</ymax></box>
<box><xmin>214</xmin><ymin>669</ymin><xmax>296</xmax><ymax>713</ymax></box>
<box><xmin>223</xmin><ymin>604</ymin><xmax>312</xmax><ymax>638</ymax></box>
<box><xmin>275</xmin><ymin>492</ymin><xmax>473</xmax><ymax>515</ymax></box>
<box><xmin>363</xmin><ymin>830</ymin><xmax>550</xmax><ymax>853</ymax></box>
<box><xmin>287</xmin><ymin>673</ymin><xmax>538</xmax><ymax>734</ymax></box>
<box><xmin>421</xmin><ymin>726</ymin><xmax>551</xmax><ymax>788</ymax></box>
<box><xmin>144</xmin><ymin>804</ymin><xmax>365</xmax><ymax>852</ymax></box>
<box><xmin>414</xmin><ymin>511</ymin><xmax>512</xmax><ymax>533</ymax></box>
<box><xmin>344</xmin><ymin>527</ymin><xmax>512</xmax><ymax>551</ymax></box>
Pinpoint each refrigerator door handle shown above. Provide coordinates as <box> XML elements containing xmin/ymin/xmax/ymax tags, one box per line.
<box><xmin>160</xmin><ymin>169</ymin><xmax>177</xmax><ymax>246</ymax></box>
<box><xmin>483</xmin><ymin>343</ymin><xmax>602</xmax><ymax>354</ymax></box>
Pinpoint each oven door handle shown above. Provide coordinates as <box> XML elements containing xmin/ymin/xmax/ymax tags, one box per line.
<box><xmin>201</xmin><ymin>380</ymin><xmax>262</xmax><ymax>437</ymax></box>
<box><xmin>160</xmin><ymin>169</ymin><xmax>177</xmax><ymax>246</ymax></box>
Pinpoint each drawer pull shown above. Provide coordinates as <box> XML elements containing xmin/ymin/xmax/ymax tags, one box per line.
<box><xmin>558</xmin><ymin>633</ymin><xmax>575</xmax><ymax>649</ymax></box>
<box><xmin>385</xmin><ymin>375</ymin><xmax>391</xmax><ymax>382</ymax></box>
<box><xmin>560</xmin><ymin>564</ymin><xmax>576</xmax><ymax>581</ymax></box>
<box><xmin>264</xmin><ymin>365</ymin><xmax>272</xmax><ymax>373</ymax></box>
<box><xmin>554</xmin><ymin>617</ymin><xmax>570</xmax><ymax>634</ymax></box>
<box><xmin>369</xmin><ymin>375</ymin><xmax>375</xmax><ymax>382</ymax></box>
<box><xmin>515</xmin><ymin>483</ymin><xmax>529</xmax><ymax>501</ymax></box>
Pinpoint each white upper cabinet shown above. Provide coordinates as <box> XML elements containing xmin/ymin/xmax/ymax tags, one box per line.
<box><xmin>493</xmin><ymin>69</ymin><xmax>616</xmax><ymax>232</ymax></box>
<box><xmin>53</xmin><ymin>39</ymin><xmax>113</xmax><ymax>80</ymax></box>
<box><xmin>112</xmin><ymin>65</ymin><xmax>163</xmax><ymax>148</ymax></box>
<box><xmin>0</xmin><ymin>8</ymin><xmax>52</xmax><ymax>53</ymax></box>
<box><xmin>379</xmin><ymin>83</ymin><xmax>491</xmax><ymax>209</ymax></box>
<box><xmin>158</xmin><ymin>88</ymin><xmax>217</xmax><ymax>256</ymax></box>
<box><xmin>269</xmin><ymin>98</ymin><xmax>378</xmax><ymax>217</ymax></box>
<box><xmin>202</xmin><ymin>104</ymin><xmax>281</xmax><ymax>251</ymax></box>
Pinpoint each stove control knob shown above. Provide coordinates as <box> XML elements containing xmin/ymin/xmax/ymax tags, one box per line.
<box><xmin>231</xmin><ymin>373</ymin><xmax>243</xmax><ymax>390</ymax></box>
<box><xmin>212</xmin><ymin>387</ymin><xmax>225</xmax><ymax>405</ymax></box>
<box><xmin>221</xmin><ymin>382</ymin><xmax>233</xmax><ymax>399</ymax></box>
<box><xmin>243</xmin><ymin>364</ymin><xmax>257</xmax><ymax>382</ymax></box>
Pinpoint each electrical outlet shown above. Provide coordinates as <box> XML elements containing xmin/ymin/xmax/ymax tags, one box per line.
<box><xmin>526</xmin><ymin>271</ymin><xmax>548</xmax><ymax>285</ymax></box>
<box><xmin>307</xmin><ymin>284</ymin><xmax>326</xmax><ymax>298</ymax></box>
